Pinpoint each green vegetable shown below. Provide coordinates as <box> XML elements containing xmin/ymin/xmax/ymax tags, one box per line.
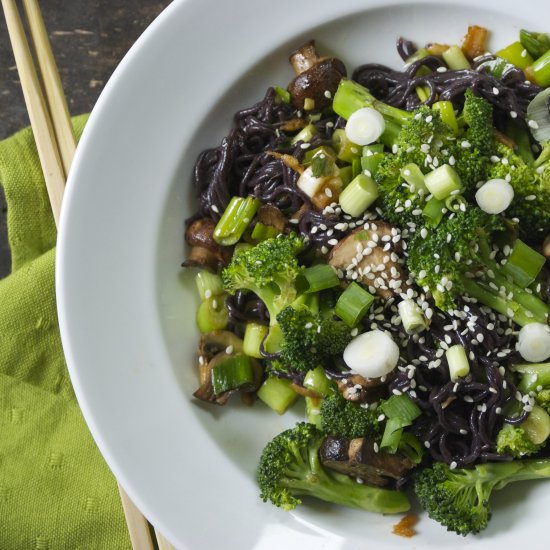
<box><xmin>414</xmin><ymin>459</ymin><xmax>550</xmax><ymax>535</ymax></box>
<box><xmin>338</xmin><ymin>173</ymin><xmax>379</xmax><ymax>217</ymax></box>
<box><xmin>296</xmin><ymin>264</ymin><xmax>340</xmax><ymax>294</ymax></box>
<box><xmin>442</xmin><ymin>45</ymin><xmax>470</xmax><ymax>70</ymax></box>
<box><xmin>496</xmin><ymin>423</ymin><xmax>544</xmax><ymax>458</ymax></box>
<box><xmin>520</xmin><ymin>29</ymin><xmax>550</xmax><ymax>60</ymax></box>
<box><xmin>213</xmin><ymin>196</ymin><xmax>260</xmax><ymax>246</ymax></box>
<box><xmin>196</xmin><ymin>296</ymin><xmax>229</xmax><ymax>333</ymax></box>
<box><xmin>502</xmin><ymin>239</ymin><xmax>547</xmax><ymax>286</ymax></box>
<box><xmin>335</xmin><ymin>282</ymin><xmax>375</xmax><ymax>327</ymax></box>
<box><xmin>446</xmin><ymin>344</ymin><xmax>470</xmax><ymax>382</ymax></box>
<box><xmin>319</xmin><ymin>391</ymin><xmax>381</xmax><ymax>439</ymax></box>
<box><xmin>257</xmin><ymin>376</ymin><xmax>298</xmax><ymax>415</ymax></box>
<box><xmin>514</xmin><ymin>362</ymin><xmax>550</xmax><ymax>414</ymax></box>
<box><xmin>257</xmin><ymin>422</ymin><xmax>410</xmax><ymax>513</ymax></box>
<box><xmin>303</xmin><ymin>366</ymin><xmax>335</xmax><ymax>397</ymax></box>
<box><xmin>211</xmin><ymin>354</ymin><xmax>255</xmax><ymax>394</ymax></box>
<box><xmin>221</xmin><ymin>234</ymin><xmax>305</xmax><ymax>351</ymax></box>
<box><xmin>276</xmin><ymin>305</ymin><xmax>353</xmax><ymax>374</ymax></box>
<box><xmin>195</xmin><ymin>270</ymin><xmax>224</xmax><ymax>300</ymax></box>
<box><xmin>495</xmin><ymin>41</ymin><xmax>534</xmax><ymax>70</ymax></box>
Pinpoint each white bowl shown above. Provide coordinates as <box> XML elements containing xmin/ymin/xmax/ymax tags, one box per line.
<box><xmin>57</xmin><ymin>0</ymin><xmax>550</xmax><ymax>548</ymax></box>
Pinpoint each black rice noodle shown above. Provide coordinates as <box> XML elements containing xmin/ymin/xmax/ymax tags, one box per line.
<box><xmin>191</xmin><ymin>38</ymin><xmax>547</xmax><ymax>467</ymax></box>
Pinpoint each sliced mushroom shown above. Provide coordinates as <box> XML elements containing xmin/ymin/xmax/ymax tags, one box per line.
<box><xmin>287</xmin><ymin>40</ymin><xmax>347</xmax><ymax>112</ymax></box>
<box><xmin>319</xmin><ymin>436</ymin><xmax>415</xmax><ymax>486</ymax></box>
<box><xmin>182</xmin><ymin>218</ymin><xmax>232</xmax><ymax>271</ymax></box>
<box><xmin>198</xmin><ymin>330</ymin><xmax>244</xmax><ymax>363</ymax></box>
<box><xmin>337</xmin><ymin>373</ymin><xmax>392</xmax><ymax>403</ymax></box>
<box><xmin>193</xmin><ymin>350</ymin><xmax>262</xmax><ymax>406</ymax></box>
<box><xmin>256</xmin><ymin>204</ymin><xmax>288</xmax><ymax>234</ymax></box>
<box><xmin>328</xmin><ymin>222</ymin><xmax>409</xmax><ymax>299</ymax></box>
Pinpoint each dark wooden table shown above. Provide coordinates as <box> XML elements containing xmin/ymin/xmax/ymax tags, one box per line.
<box><xmin>0</xmin><ymin>0</ymin><xmax>172</xmax><ymax>278</ymax></box>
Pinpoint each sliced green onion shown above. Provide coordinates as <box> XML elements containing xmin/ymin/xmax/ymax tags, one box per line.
<box><xmin>513</xmin><ymin>362</ymin><xmax>550</xmax><ymax>392</ymax></box>
<box><xmin>335</xmin><ymin>282</ymin><xmax>375</xmax><ymax>327</ymax></box>
<box><xmin>213</xmin><ymin>196</ymin><xmax>260</xmax><ymax>246</ymax></box>
<box><xmin>446</xmin><ymin>344</ymin><xmax>470</xmax><ymax>382</ymax></box>
<box><xmin>503</xmin><ymin>239</ymin><xmax>546</xmax><ymax>286</ymax></box>
<box><xmin>296</xmin><ymin>264</ymin><xmax>340</xmax><ymax>294</ymax></box>
<box><xmin>251</xmin><ymin>222</ymin><xmax>279</xmax><ymax>242</ymax></box>
<box><xmin>476</xmin><ymin>56</ymin><xmax>516</xmax><ymax>79</ymax></box>
<box><xmin>522</xmin><ymin>405</ymin><xmax>550</xmax><ymax>445</ymax></box>
<box><xmin>442</xmin><ymin>45</ymin><xmax>470</xmax><ymax>70</ymax></box>
<box><xmin>339</xmin><ymin>165</ymin><xmax>353</xmax><ymax>187</ymax></box>
<box><xmin>397</xmin><ymin>433</ymin><xmax>424</xmax><ymax>464</ymax></box>
<box><xmin>379</xmin><ymin>119</ymin><xmax>402</xmax><ymax>148</ymax></box>
<box><xmin>496</xmin><ymin>41</ymin><xmax>534</xmax><ymax>70</ymax></box>
<box><xmin>444</xmin><ymin>193</ymin><xmax>467</xmax><ymax>213</ymax></box>
<box><xmin>360</xmin><ymin>152</ymin><xmax>384</xmax><ymax>177</ymax></box>
<box><xmin>405</xmin><ymin>47</ymin><xmax>429</xmax><ymax>66</ymax></box>
<box><xmin>243</xmin><ymin>322</ymin><xmax>268</xmax><ymax>358</ymax></box>
<box><xmin>415</xmin><ymin>85</ymin><xmax>431</xmax><ymax>103</ymax></box>
<box><xmin>527</xmin><ymin>88</ymin><xmax>550</xmax><ymax>145</ymax></box>
<box><xmin>475</xmin><ymin>178</ymin><xmax>514</xmax><ymax>214</ymax></box>
<box><xmin>303</xmin><ymin>366</ymin><xmax>334</xmax><ymax>397</ymax></box>
<box><xmin>257</xmin><ymin>376</ymin><xmax>298</xmax><ymax>414</ymax></box>
<box><xmin>424</xmin><ymin>164</ymin><xmax>462</xmax><ymax>199</ymax></box>
<box><xmin>400</xmin><ymin>163</ymin><xmax>427</xmax><ymax>193</ymax></box>
<box><xmin>380</xmin><ymin>394</ymin><xmax>422</xmax><ymax>422</ymax></box>
<box><xmin>195</xmin><ymin>270</ymin><xmax>224</xmax><ymax>300</ymax></box>
<box><xmin>332</xmin><ymin>79</ymin><xmax>412</xmax><ymax>124</ymax></box>
<box><xmin>380</xmin><ymin>417</ymin><xmax>406</xmax><ymax>453</ymax></box>
<box><xmin>196</xmin><ymin>296</ymin><xmax>229</xmax><ymax>333</ymax></box>
<box><xmin>338</xmin><ymin>173</ymin><xmax>378</xmax><ymax>217</ymax></box>
<box><xmin>305</xmin><ymin>396</ymin><xmax>322</xmax><ymax>427</ymax></box>
<box><xmin>517</xmin><ymin>323</ymin><xmax>550</xmax><ymax>362</ymax></box>
<box><xmin>274</xmin><ymin>86</ymin><xmax>291</xmax><ymax>104</ymax></box>
<box><xmin>362</xmin><ymin>144</ymin><xmax>384</xmax><ymax>155</ymax></box>
<box><xmin>505</xmin><ymin>120</ymin><xmax>534</xmax><ymax>165</ymax></box>
<box><xmin>432</xmin><ymin>101</ymin><xmax>459</xmax><ymax>134</ymax></box>
<box><xmin>398</xmin><ymin>299</ymin><xmax>426</xmax><ymax>334</ymax></box>
<box><xmin>530</xmin><ymin>49</ymin><xmax>550</xmax><ymax>87</ymax></box>
<box><xmin>331</xmin><ymin>129</ymin><xmax>362</xmax><ymax>163</ymax></box>
<box><xmin>291</xmin><ymin>123</ymin><xmax>317</xmax><ymax>145</ymax></box>
<box><xmin>345</xmin><ymin>107</ymin><xmax>385</xmax><ymax>146</ymax></box>
<box><xmin>520</xmin><ymin>29</ymin><xmax>550</xmax><ymax>60</ymax></box>
<box><xmin>351</xmin><ymin>157</ymin><xmax>362</xmax><ymax>178</ymax></box>
<box><xmin>422</xmin><ymin>196</ymin><xmax>445</xmax><ymax>227</ymax></box>
<box><xmin>211</xmin><ymin>354</ymin><xmax>255</xmax><ymax>395</ymax></box>
<box><xmin>303</xmin><ymin>145</ymin><xmax>337</xmax><ymax>165</ymax></box>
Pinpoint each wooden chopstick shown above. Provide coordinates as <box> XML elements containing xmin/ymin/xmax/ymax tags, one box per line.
<box><xmin>22</xmin><ymin>0</ymin><xmax>76</xmax><ymax>176</ymax></box>
<box><xmin>1</xmin><ymin>2</ymin><xmax>175</xmax><ymax>549</ymax></box>
<box><xmin>1</xmin><ymin>0</ymin><xmax>65</xmax><ymax>226</ymax></box>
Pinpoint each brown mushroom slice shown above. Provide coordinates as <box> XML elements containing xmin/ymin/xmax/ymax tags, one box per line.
<box><xmin>198</xmin><ymin>331</ymin><xmax>244</xmax><ymax>364</ymax></box>
<box><xmin>182</xmin><ymin>218</ymin><xmax>232</xmax><ymax>271</ymax></box>
<box><xmin>194</xmin><ymin>351</ymin><xmax>262</xmax><ymax>405</ymax></box>
<box><xmin>256</xmin><ymin>204</ymin><xmax>288</xmax><ymax>234</ymax></box>
<box><xmin>287</xmin><ymin>40</ymin><xmax>347</xmax><ymax>112</ymax></box>
<box><xmin>319</xmin><ymin>436</ymin><xmax>415</xmax><ymax>486</ymax></box>
<box><xmin>337</xmin><ymin>373</ymin><xmax>392</xmax><ymax>403</ymax></box>
<box><xmin>328</xmin><ymin>223</ymin><xmax>409</xmax><ymax>299</ymax></box>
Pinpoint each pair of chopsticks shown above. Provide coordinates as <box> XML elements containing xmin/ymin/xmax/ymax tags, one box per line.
<box><xmin>1</xmin><ymin>1</ymin><xmax>174</xmax><ymax>548</ymax></box>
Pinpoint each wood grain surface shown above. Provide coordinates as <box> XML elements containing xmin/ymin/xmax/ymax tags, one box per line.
<box><xmin>0</xmin><ymin>0</ymin><xmax>172</xmax><ymax>277</ymax></box>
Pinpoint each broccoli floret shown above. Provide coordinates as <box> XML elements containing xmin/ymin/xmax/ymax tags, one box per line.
<box><xmin>222</xmin><ymin>234</ymin><xmax>304</xmax><ymax>345</ymax></box>
<box><xmin>488</xmin><ymin>143</ymin><xmax>550</xmax><ymax>241</ymax></box>
<box><xmin>462</xmin><ymin>89</ymin><xmax>496</xmax><ymax>157</ymax></box>
<box><xmin>537</xmin><ymin>389</ymin><xmax>550</xmax><ymax>413</ymax></box>
<box><xmin>276</xmin><ymin>305</ymin><xmax>353</xmax><ymax>374</ymax></box>
<box><xmin>414</xmin><ymin>459</ymin><xmax>550</xmax><ymax>536</ymax></box>
<box><xmin>405</xmin><ymin>205</ymin><xmax>549</xmax><ymax>324</ymax></box>
<box><xmin>257</xmin><ymin>422</ymin><xmax>410</xmax><ymax>513</ymax></box>
<box><xmin>406</xmin><ymin>207</ymin><xmax>501</xmax><ymax>310</ymax></box>
<box><xmin>319</xmin><ymin>391</ymin><xmax>381</xmax><ymax>439</ymax></box>
<box><xmin>496</xmin><ymin>423</ymin><xmax>544</xmax><ymax>458</ymax></box>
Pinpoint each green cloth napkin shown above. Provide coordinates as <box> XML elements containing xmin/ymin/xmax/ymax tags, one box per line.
<box><xmin>0</xmin><ymin>116</ymin><xmax>131</xmax><ymax>549</ymax></box>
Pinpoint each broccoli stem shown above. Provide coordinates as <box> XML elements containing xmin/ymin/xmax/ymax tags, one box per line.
<box><xmin>461</xmin><ymin>278</ymin><xmax>542</xmax><ymax>326</ymax></box>
<box><xmin>332</xmin><ymin>79</ymin><xmax>412</xmax><ymax>124</ymax></box>
<box><xmin>285</xmin><ymin>450</ymin><xmax>410</xmax><ymax>514</ymax></box>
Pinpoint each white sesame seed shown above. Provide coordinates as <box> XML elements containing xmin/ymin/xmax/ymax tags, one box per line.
<box><xmin>510</xmin><ymin>111</ymin><xmax>517</xmax><ymax>119</ymax></box>
<box><xmin>424</xmin><ymin>441</ymin><xmax>431</xmax><ymax>448</ymax></box>
<box><xmin>450</xmin><ymin>461</ymin><xmax>457</xmax><ymax>470</ymax></box>
<box><xmin>528</xmin><ymin>119</ymin><xmax>539</xmax><ymax>129</ymax></box>
<box><xmin>461</xmin><ymin>140</ymin><xmax>471</xmax><ymax>148</ymax></box>
<box><xmin>324</xmin><ymin>90</ymin><xmax>332</xmax><ymax>99</ymax></box>
<box><xmin>492</xmin><ymin>87</ymin><xmax>499</xmax><ymax>95</ymax></box>
<box><xmin>226</xmin><ymin>345</ymin><xmax>234</xmax><ymax>354</ymax></box>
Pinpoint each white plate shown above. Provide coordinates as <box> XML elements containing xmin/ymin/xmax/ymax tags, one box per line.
<box><xmin>56</xmin><ymin>0</ymin><xmax>550</xmax><ymax>548</ymax></box>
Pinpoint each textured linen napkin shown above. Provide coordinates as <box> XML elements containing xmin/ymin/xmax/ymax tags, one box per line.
<box><xmin>0</xmin><ymin>116</ymin><xmax>131</xmax><ymax>549</ymax></box>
